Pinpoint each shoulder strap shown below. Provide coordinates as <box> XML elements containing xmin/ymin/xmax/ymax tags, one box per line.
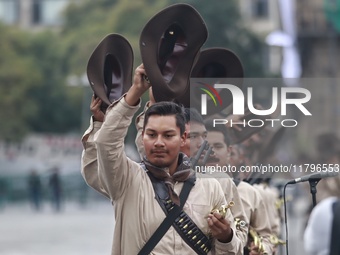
<box><xmin>233</xmin><ymin>177</ymin><xmax>241</xmax><ymax>187</ymax></box>
<box><xmin>330</xmin><ymin>199</ymin><xmax>340</xmax><ymax>255</ymax></box>
<box><xmin>145</xmin><ymin>172</ymin><xmax>211</xmax><ymax>255</ymax></box>
<box><xmin>138</xmin><ymin>174</ymin><xmax>194</xmax><ymax>255</ymax></box>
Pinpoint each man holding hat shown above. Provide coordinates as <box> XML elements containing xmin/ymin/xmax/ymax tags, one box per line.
<box><xmin>89</xmin><ymin>64</ymin><xmax>243</xmax><ymax>254</ymax></box>
<box><xmin>134</xmin><ymin>96</ymin><xmax>249</xmax><ymax>250</ymax></box>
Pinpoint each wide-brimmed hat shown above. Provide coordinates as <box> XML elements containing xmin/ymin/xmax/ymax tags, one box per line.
<box><xmin>87</xmin><ymin>34</ymin><xmax>133</xmax><ymax>108</ymax></box>
<box><xmin>175</xmin><ymin>47</ymin><xmax>244</xmax><ymax>114</ymax></box>
<box><xmin>140</xmin><ymin>3</ymin><xmax>208</xmax><ymax>102</ymax></box>
<box><xmin>191</xmin><ymin>48</ymin><xmax>244</xmax><ymax>78</ymax></box>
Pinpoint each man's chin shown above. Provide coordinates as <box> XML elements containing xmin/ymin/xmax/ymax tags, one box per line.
<box><xmin>149</xmin><ymin>159</ymin><xmax>169</xmax><ymax>169</ymax></box>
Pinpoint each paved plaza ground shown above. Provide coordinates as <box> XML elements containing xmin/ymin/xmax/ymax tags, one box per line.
<box><xmin>0</xmin><ymin>202</ymin><xmax>114</xmax><ymax>255</ymax></box>
<box><xmin>0</xmin><ymin>198</ymin><xmax>307</xmax><ymax>255</ymax></box>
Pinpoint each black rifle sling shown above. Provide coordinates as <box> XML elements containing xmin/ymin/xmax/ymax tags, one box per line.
<box><xmin>138</xmin><ymin>172</ymin><xmax>194</xmax><ymax>255</ymax></box>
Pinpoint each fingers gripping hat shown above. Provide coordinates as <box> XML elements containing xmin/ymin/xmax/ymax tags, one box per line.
<box><xmin>140</xmin><ymin>3</ymin><xmax>208</xmax><ymax>102</ymax></box>
<box><xmin>87</xmin><ymin>34</ymin><xmax>133</xmax><ymax>108</ymax></box>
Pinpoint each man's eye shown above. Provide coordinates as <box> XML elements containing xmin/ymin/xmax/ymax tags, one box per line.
<box><xmin>188</xmin><ymin>135</ymin><xmax>197</xmax><ymax>139</ymax></box>
<box><xmin>147</xmin><ymin>133</ymin><xmax>156</xmax><ymax>138</ymax></box>
<box><xmin>165</xmin><ymin>134</ymin><xmax>174</xmax><ymax>138</ymax></box>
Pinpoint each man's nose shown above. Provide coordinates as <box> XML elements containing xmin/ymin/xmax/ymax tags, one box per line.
<box><xmin>154</xmin><ymin>135</ymin><xmax>165</xmax><ymax>146</ymax></box>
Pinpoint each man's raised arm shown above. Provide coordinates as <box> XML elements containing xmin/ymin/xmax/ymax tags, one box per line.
<box><xmin>94</xmin><ymin>64</ymin><xmax>151</xmax><ymax>201</ymax></box>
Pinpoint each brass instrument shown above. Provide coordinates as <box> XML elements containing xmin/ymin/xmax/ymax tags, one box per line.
<box><xmin>248</xmin><ymin>227</ymin><xmax>267</xmax><ymax>254</ymax></box>
<box><xmin>270</xmin><ymin>235</ymin><xmax>286</xmax><ymax>246</ymax></box>
<box><xmin>207</xmin><ymin>201</ymin><xmax>235</xmax><ymax>239</ymax></box>
<box><xmin>275</xmin><ymin>195</ymin><xmax>292</xmax><ymax>209</ymax></box>
<box><xmin>234</xmin><ymin>217</ymin><xmax>248</xmax><ymax>230</ymax></box>
<box><xmin>210</xmin><ymin>201</ymin><xmax>235</xmax><ymax>218</ymax></box>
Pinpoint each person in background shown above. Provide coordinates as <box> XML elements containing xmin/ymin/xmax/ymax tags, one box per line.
<box><xmin>204</xmin><ymin>120</ymin><xmax>274</xmax><ymax>255</ymax></box>
<box><xmin>304</xmin><ymin>196</ymin><xmax>340</xmax><ymax>255</ymax></box>
<box><xmin>314</xmin><ymin>133</ymin><xmax>340</xmax><ymax>203</ymax></box>
<box><xmin>28</xmin><ymin>169</ymin><xmax>42</xmax><ymax>211</ymax></box>
<box><xmin>49</xmin><ymin>167</ymin><xmax>62</xmax><ymax>212</ymax></box>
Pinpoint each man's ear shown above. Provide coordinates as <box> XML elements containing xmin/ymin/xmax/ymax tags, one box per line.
<box><xmin>180</xmin><ymin>131</ymin><xmax>187</xmax><ymax>147</ymax></box>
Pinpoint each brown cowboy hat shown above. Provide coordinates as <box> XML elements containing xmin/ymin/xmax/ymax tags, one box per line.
<box><xmin>87</xmin><ymin>34</ymin><xmax>133</xmax><ymax>108</ymax></box>
<box><xmin>140</xmin><ymin>3</ymin><xmax>208</xmax><ymax>102</ymax></box>
<box><xmin>175</xmin><ymin>47</ymin><xmax>244</xmax><ymax>115</ymax></box>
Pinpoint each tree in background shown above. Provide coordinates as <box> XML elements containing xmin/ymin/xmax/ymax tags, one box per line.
<box><xmin>0</xmin><ymin>0</ymin><xmax>266</xmax><ymax>142</ymax></box>
<box><xmin>60</xmin><ymin>0</ymin><xmax>264</xmax><ymax>77</ymax></box>
<box><xmin>174</xmin><ymin>0</ymin><xmax>265</xmax><ymax>77</ymax></box>
<box><xmin>26</xmin><ymin>31</ymin><xmax>81</xmax><ymax>134</ymax></box>
<box><xmin>0</xmin><ymin>23</ymin><xmax>83</xmax><ymax>142</ymax></box>
<box><xmin>0</xmin><ymin>24</ymin><xmax>42</xmax><ymax>142</ymax></box>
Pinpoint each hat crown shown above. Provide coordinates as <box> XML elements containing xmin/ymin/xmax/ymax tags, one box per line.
<box><xmin>103</xmin><ymin>54</ymin><xmax>123</xmax><ymax>100</ymax></box>
<box><xmin>87</xmin><ymin>34</ymin><xmax>133</xmax><ymax>108</ymax></box>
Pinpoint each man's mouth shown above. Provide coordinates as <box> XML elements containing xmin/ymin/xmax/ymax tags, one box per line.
<box><xmin>152</xmin><ymin>150</ymin><xmax>167</xmax><ymax>154</ymax></box>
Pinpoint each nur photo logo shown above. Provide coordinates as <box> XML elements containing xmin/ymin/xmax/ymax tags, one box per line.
<box><xmin>198</xmin><ymin>82</ymin><xmax>223</xmax><ymax>115</ymax></box>
<box><xmin>193</xmin><ymin>80</ymin><xmax>312</xmax><ymax>128</ymax></box>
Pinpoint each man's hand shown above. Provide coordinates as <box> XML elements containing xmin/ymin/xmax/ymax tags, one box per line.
<box><xmin>249</xmin><ymin>241</ymin><xmax>265</xmax><ymax>255</ymax></box>
<box><xmin>125</xmin><ymin>64</ymin><xmax>151</xmax><ymax>106</ymax></box>
<box><xmin>207</xmin><ymin>212</ymin><xmax>233</xmax><ymax>243</ymax></box>
<box><xmin>90</xmin><ymin>95</ymin><xmax>105</xmax><ymax>122</ymax></box>
<box><xmin>148</xmin><ymin>87</ymin><xmax>156</xmax><ymax>105</ymax></box>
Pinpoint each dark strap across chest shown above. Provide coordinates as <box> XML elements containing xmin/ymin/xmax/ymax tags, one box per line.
<box><xmin>138</xmin><ymin>170</ymin><xmax>211</xmax><ymax>255</ymax></box>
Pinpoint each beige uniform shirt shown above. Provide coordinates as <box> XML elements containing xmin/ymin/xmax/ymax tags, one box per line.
<box><xmin>216</xmin><ymin>175</ymin><xmax>249</xmax><ymax>248</ymax></box>
<box><xmin>237</xmin><ymin>181</ymin><xmax>274</xmax><ymax>254</ymax></box>
<box><xmin>81</xmin><ymin>118</ymin><xmax>109</xmax><ymax>198</ymax></box>
<box><xmin>253</xmin><ymin>183</ymin><xmax>281</xmax><ymax>236</ymax></box>
<box><xmin>91</xmin><ymin>97</ymin><xmax>243</xmax><ymax>255</ymax></box>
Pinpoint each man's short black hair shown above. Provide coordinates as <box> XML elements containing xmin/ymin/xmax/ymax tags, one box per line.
<box><xmin>204</xmin><ymin>119</ymin><xmax>231</xmax><ymax>146</ymax></box>
<box><xmin>184</xmin><ymin>108</ymin><xmax>204</xmax><ymax>125</ymax></box>
<box><xmin>144</xmin><ymin>102</ymin><xmax>186</xmax><ymax>135</ymax></box>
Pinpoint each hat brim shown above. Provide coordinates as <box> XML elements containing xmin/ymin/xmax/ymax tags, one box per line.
<box><xmin>140</xmin><ymin>3</ymin><xmax>208</xmax><ymax>102</ymax></box>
